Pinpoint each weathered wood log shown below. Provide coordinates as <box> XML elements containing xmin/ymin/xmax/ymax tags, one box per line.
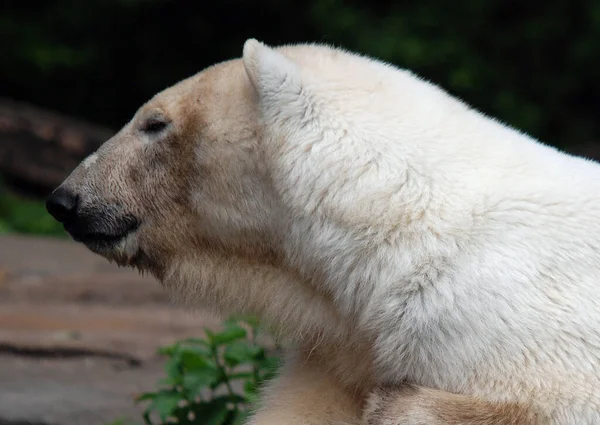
<box><xmin>0</xmin><ymin>98</ymin><xmax>113</xmax><ymax>197</ymax></box>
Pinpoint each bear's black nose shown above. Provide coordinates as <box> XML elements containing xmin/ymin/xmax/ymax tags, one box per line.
<box><xmin>46</xmin><ymin>187</ymin><xmax>79</xmax><ymax>223</ymax></box>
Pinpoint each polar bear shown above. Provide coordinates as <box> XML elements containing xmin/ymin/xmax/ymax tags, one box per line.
<box><xmin>46</xmin><ymin>39</ymin><xmax>600</xmax><ymax>424</ymax></box>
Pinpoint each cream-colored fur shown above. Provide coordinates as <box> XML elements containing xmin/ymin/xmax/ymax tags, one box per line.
<box><xmin>52</xmin><ymin>39</ymin><xmax>600</xmax><ymax>424</ymax></box>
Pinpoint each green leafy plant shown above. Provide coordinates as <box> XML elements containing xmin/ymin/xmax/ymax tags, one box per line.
<box><xmin>0</xmin><ymin>183</ymin><xmax>66</xmax><ymax>237</ymax></box>
<box><xmin>133</xmin><ymin>316</ymin><xmax>280</xmax><ymax>425</ymax></box>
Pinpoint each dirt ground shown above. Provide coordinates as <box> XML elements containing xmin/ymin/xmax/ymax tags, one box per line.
<box><xmin>0</xmin><ymin>234</ymin><xmax>223</xmax><ymax>425</ymax></box>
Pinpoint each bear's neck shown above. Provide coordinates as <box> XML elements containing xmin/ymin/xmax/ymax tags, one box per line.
<box><xmin>160</xmin><ymin>247</ymin><xmax>350</xmax><ymax>345</ymax></box>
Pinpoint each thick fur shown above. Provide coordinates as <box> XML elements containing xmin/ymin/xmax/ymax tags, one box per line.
<box><xmin>52</xmin><ymin>39</ymin><xmax>600</xmax><ymax>424</ymax></box>
<box><xmin>363</xmin><ymin>386</ymin><xmax>543</xmax><ymax>425</ymax></box>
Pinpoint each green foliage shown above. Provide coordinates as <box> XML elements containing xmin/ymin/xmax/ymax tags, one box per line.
<box><xmin>105</xmin><ymin>420</ymin><xmax>140</xmax><ymax>425</ymax></box>
<box><xmin>0</xmin><ymin>184</ymin><xmax>66</xmax><ymax>237</ymax></box>
<box><xmin>115</xmin><ymin>316</ymin><xmax>280</xmax><ymax>425</ymax></box>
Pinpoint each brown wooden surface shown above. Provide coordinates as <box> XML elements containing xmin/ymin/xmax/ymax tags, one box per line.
<box><xmin>0</xmin><ymin>234</ymin><xmax>223</xmax><ymax>425</ymax></box>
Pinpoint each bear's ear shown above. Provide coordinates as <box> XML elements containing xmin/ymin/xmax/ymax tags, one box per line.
<box><xmin>242</xmin><ymin>39</ymin><xmax>303</xmax><ymax>105</ymax></box>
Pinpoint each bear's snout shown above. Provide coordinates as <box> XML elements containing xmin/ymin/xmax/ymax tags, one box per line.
<box><xmin>46</xmin><ymin>186</ymin><xmax>139</xmax><ymax>250</ymax></box>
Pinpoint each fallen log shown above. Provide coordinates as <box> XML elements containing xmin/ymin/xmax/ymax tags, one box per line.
<box><xmin>0</xmin><ymin>98</ymin><xmax>113</xmax><ymax>197</ymax></box>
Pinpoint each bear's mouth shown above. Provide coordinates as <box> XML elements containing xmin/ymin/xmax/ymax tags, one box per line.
<box><xmin>68</xmin><ymin>228</ymin><xmax>134</xmax><ymax>245</ymax></box>
<box><xmin>64</xmin><ymin>215</ymin><xmax>140</xmax><ymax>248</ymax></box>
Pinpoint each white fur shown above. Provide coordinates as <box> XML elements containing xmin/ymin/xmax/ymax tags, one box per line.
<box><xmin>242</xmin><ymin>40</ymin><xmax>600</xmax><ymax>423</ymax></box>
<box><xmin>81</xmin><ymin>153</ymin><xmax>98</xmax><ymax>169</ymax></box>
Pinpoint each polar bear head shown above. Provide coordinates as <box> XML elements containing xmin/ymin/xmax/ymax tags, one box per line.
<box><xmin>46</xmin><ymin>41</ymin><xmax>288</xmax><ymax>272</ymax></box>
<box><xmin>44</xmin><ymin>39</ymin><xmax>479</xmax><ymax>329</ymax></box>
<box><xmin>46</xmin><ymin>40</ymin><xmax>378</xmax><ymax>324</ymax></box>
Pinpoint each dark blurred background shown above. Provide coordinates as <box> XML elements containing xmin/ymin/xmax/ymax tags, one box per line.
<box><xmin>0</xmin><ymin>0</ymin><xmax>599</xmax><ymax>233</ymax></box>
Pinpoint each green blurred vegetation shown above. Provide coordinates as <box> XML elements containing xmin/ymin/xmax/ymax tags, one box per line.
<box><xmin>1</xmin><ymin>0</ymin><xmax>598</xmax><ymax>235</ymax></box>
<box><xmin>3</xmin><ymin>0</ymin><xmax>598</xmax><ymax>147</ymax></box>
<box><xmin>0</xmin><ymin>182</ymin><xmax>66</xmax><ymax>236</ymax></box>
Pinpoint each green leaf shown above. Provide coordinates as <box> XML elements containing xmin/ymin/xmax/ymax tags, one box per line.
<box><xmin>104</xmin><ymin>418</ymin><xmax>140</xmax><ymax>425</ymax></box>
<box><xmin>142</xmin><ymin>409</ymin><xmax>153</xmax><ymax>425</ymax></box>
<box><xmin>171</xmin><ymin>404</ymin><xmax>196</xmax><ymax>425</ymax></box>
<box><xmin>180</xmin><ymin>347</ymin><xmax>215</xmax><ymax>371</ymax></box>
<box><xmin>217</xmin><ymin>393</ymin><xmax>246</xmax><ymax>405</ymax></box>
<box><xmin>182</xmin><ymin>368</ymin><xmax>220</xmax><ymax>397</ymax></box>
<box><xmin>146</xmin><ymin>391</ymin><xmax>180</xmax><ymax>422</ymax></box>
<box><xmin>157</xmin><ymin>346</ymin><xmax>174</xmax><ymax>356</ymax></box>
<box><xmin>224</xmin><ymin>342</ymin><xmax>262</xmax><ymax>367</ymax></box>
<box><xmin>256</xmin><ymin>356</ymin><xmax>280</xmax><ymax>374</ymax></box>
<box><xmin>227</xmin><ymin>372</ymin><xmax>254</xmax><ymax>381</ymax></box>
<box><xmin>190</xmin><ymin>399</ymin><xmax>231</xmax><ymax>425</ymax></box>
<box><xmin>204</xmin><ymin>328</ymin><xmax>217</xmax><ymax>346</ymax></box>
<box><xmin>243</xmin><ymin>380</ymin><xmax>258</xmax><ymax>398</ymax></box>
<box><xmin>164</xmin><ymin>356</ymin><xmax>184</xmax><ymax>386</ymax></box>
<box><xmin>157</xmin><ymin>377</ymin><xmax>177</xmax><ymax>387</ymax></box>
<box><xmin>229</xmin><ymin>410</ymin><xmax>250</xmax><ymax>425</ymax></box>
<box><xmin>157</xmin><ymin>343</ymin><xmax>179</xmax><ymax>357</ymax></box>
<box><xmin>210</xmin><ymin>326</ymin><xmax>247</xmax><ymax>346</ymax></box>
<box><xmin>212</xmin><ymin>368</ymin><xmax>230</xmax><ymax>389</ymax></box>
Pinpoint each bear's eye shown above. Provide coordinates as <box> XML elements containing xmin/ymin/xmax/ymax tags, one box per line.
<box><xmin>142</xmin><ymin>116</ymin><xmax>169</xmax><ymax>134</ymax></box>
